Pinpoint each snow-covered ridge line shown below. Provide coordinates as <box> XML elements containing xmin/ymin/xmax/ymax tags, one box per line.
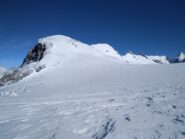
<box><xmin>21</xmin><ymin>35</ymin><xmax>184</xmax><ymax>66</ymax></box>
<box><xmin>1</xmin><ymin>34</ymin><xmax>184</xmax><ymax>87</ymax></box>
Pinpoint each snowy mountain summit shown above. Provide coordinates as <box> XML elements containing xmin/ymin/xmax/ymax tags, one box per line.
<box><xmin>0</xmin><ymin>35</ymin><xmax>185</xmax><ymax>139</ymax></box>
<box><xmin>22</xmin><ymin>35</ymin><xmax>123</xmax><ymax>67</ymax></box>
<box><xmin>178</xmin><ymin>52</ymin><xmax>185</xmax><ymax>62</ymax></box>
<box><xmin>21</xmin><ymin>35</ymin><xmax>176</xmax><ymax>67</ymax></box>
<box><xmin>169</xmin><ymin>52</ymin><xmax>185</xmax><ymax>63</ymax></box>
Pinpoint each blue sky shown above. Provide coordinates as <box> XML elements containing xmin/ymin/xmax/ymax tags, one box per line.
<box><xmin>0</xmin><ymin>0</ymin><xmax>185</xmax><ymax>68</ymax></box>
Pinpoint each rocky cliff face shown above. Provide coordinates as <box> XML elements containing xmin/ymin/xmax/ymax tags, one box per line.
<box><xmin>21</xmin><ymin>43</ymin><xmax>46</xmax><ymax>67</ymax></box>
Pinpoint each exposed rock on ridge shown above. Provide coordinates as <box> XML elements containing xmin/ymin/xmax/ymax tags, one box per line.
<box><xmin>21</xmin><ymin>43</ymin><xmax>46</xmax><ymax>67</ymax></box>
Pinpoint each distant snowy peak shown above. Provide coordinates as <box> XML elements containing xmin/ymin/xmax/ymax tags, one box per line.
<box><xmin>122</xmin><ymin>52</ymin><xmax>156</xmax><ymax>64</ymax></box>
<box><xmin>122</xmin><ymin>52</ymin><xmax>169</xmax><ymax>64</ymax></box>
<box><xmin>178</xmin><ymin>52</ymin><xmax>185</xmax><ymax>62</ymax></box>
<box><xmin>169</xmin><ymin>52</ymin><xmax>185</xmax><ymax>63</ymax></box>
<box><xmin>147</xmin><ymin>55</ymin><xmax>170</xmax><ymax>64</ymax></box>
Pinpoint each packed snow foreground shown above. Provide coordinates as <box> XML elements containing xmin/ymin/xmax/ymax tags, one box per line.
<box><xmin>0</xmin><ymin>35</ymin><xmax>185</xmax><ymax>139</ymax></box>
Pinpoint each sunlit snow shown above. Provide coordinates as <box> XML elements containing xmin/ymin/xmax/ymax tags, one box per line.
<box><xmin>0</xmin><ymin>35</ymin><xmax>185</xmax><ymax>139</ymax></box>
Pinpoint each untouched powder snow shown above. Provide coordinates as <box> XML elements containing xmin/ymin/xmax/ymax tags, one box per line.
<box><xmin>0</xmin><ymin>35</ymin><xmax>185</xmax><ymax>139</ymax></box>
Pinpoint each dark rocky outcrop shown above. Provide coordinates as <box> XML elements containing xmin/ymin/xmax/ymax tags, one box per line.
<box><xmin>0</xmin><ymin>43</ymin><xmax>47</xmax><ymax>87</ymax></box>
<box><xmin>0</xmin><ymin>65</ymin><xmax>45</xmax><ymax>87</ymax></box>
<box><xmin>0</xmin><ymin>69</ymin><xmax>31</xmax><ymax>86</ymax></box>
<box><xmin>21</xmin><ymin>43</ymin><xmax>46</xmax><ymax>67</ymax></box>
<box><xmin>139</xmin><ymin>53</ymin><xmax>148</xmax><ymax>59</ymax></box>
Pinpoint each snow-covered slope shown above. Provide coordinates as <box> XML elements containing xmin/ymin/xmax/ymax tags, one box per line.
<box><xmin>0</xmin><ymin>35</ymin><xmax>185</xmax><ymax>139</ymax></box>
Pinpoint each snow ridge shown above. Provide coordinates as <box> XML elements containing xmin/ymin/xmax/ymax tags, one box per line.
<box><xmin>21</xmin><ymin>35</ymin><xmax>182</xmax><ymax>67</ymax></box>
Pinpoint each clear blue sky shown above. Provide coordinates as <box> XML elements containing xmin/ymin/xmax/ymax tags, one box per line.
<box><xmin>0</xmin><ymin>0</ymin><xmax>185</xmax><ymax>67</ymax></box>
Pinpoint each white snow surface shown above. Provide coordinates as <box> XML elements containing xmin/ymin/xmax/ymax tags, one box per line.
<box><xmin>0</xmin><ymin>35</ymin><xmax>185</xmax><ymax>139</ymax></box>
